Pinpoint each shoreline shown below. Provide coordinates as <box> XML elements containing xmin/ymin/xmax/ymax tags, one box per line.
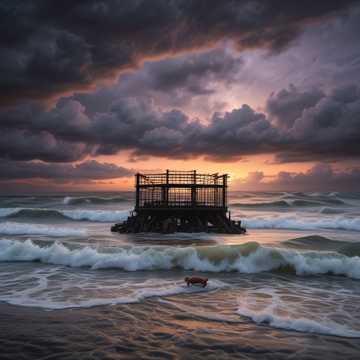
<box><xmin>1</xmin><ymin>298</ymin><xmax>360</xmax><ymax>360</ymax></box>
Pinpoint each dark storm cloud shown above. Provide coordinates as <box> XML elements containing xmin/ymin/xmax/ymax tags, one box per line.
<box><xmin>73</xmin><ymin>48</ymin><xmax>243</xmax><ymax>114</ymax></box>
<box><xmin>266</xmin><ymin>84</ymin><xmax>325</xmax><ymax>129</ymax></box>
<box><xmin>0</xmin><ymin>0</ymin><xmax>356</xmax><ymax>105</ymax></box>
<box><xmin>0</xmin><ymin>97</ymin><xmax>277</xmax><ymax>161</ymax></box>
<box><xmin>191</xmin><ymin>105</ymin><xmax>280</xmax><ymax>161</ymax></box>
<box><xmin>269</xmin><ymin>163</ymin><xmax>360</xmax><ymax>191</ymax></box>
<box><xmin>1</xmin><ymin>83</ymin><xmax>360</xmax><ymax>162</ymax></box>
<box><xmin>233</xmin><ymin>163</ymin><xmax>360</xmax><ymax>191</ymax></box>
<box><xmin>138</xmin><ymin>49</ymin><xmax>241</xmax><ymax>94</ymax></box>
<box><xmin>275</xmin><ymin>84</ymin><xmax>360</xmax><ymax>162</ymax></box>
<box><xmin>0</xmin><ymin>128</ymin><xmax>91</xmax><ymax>162</ymax></box>
<box><xmin>0</xmin><ymin>159</ymin><xmax>132</xmax><ymax>181</ymax></box>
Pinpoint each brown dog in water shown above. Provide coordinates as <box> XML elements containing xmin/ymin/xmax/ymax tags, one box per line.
<box><xmin>184</xmin><ymin>276</ymin><xmax>208</xmax><ymax>288</ymax></box>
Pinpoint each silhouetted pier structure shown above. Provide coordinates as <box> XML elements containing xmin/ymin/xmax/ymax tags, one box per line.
<box><xmin>111</xmin><ymin>170</ymin><xmax>246</xmax><ymax>234</ymax></box>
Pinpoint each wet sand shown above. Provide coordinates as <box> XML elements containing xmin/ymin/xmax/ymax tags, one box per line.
<box><xmin>1</xmin><ymin>299</ymin><xmax>359</xmax><ymax>360</ymax></box>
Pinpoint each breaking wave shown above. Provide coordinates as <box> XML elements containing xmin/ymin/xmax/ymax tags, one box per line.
<box><xmin>231</xmin><ymin>200</ymin><xmax>291</xmax><ymax>208</ymax></box>
<box><xmin>1</xmin><ymin>240</ymin><xmax>360</xmax><ymax>279</ymax></box>
<box><xmin>0</xmin><ymin>222</ymin><xmax>87</xmax><ymax>237</ymax></box>
<box><xmin>237</xmin><ymin>292</ymin><xmax>360</xmax><ymax>338</ymax></box>
<box><xmin>61</xmin><ymin>209</ymin><xmax>129</xmax><ymax>222</ymax></box>
<box><xmin>7</xmin><ymin>208</ymin><xmax>69</xmax><ymax>220</ymax></box>
<box><xmin>282</xmin><ymin>235</ymin><xmax>345</xmax><ymax>251</ymax></box>
<box><xmin>0</xmin><ymin>207</ymin><xmax>129</xmax><ymax>222</ymax></box>
<box><xmin>283</xmin><ymin>236</ymin><xmax>360</xmax><ymax>257</ymax></box>
<box><xmin>243</xmin><ymin>215</ymin><xmax>360</xmax><ymax>232</ymax></box>
<box><xmin>319</xmin><ymin>207</ymin><xmax>345</xmax><ymax>214</ymax></box>
<box><xmin>63</xmin><ymin>196</ymin><xmax>129</xmax><ymax>205</ymax></box>
<box><xmin>231</xmin><ymin>198</ymin><xmax>346</xmax><ymax>208</ymax></box>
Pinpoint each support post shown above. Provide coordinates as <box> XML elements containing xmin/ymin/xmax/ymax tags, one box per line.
<box><xmin>215</xmin><ymin>174</ymin><xmax>219</xmax><ymax>207</ymax></box>
<box><xmin>135</xmin><ymin>173</ymin><xmax>140</xmax><ymax>210</ymax></box>
<box><xmin>191</xmin><ymin>170</ymin><xmax>196</xmax><ymax>207</ymax></box>
<box><xmin>165</xmin><ymin>169</ymin><xmax>169</xmax><ymax>206</ymax></box>
<box><xmin>222</xmin><ymin>174</ymin><xmax>227</xmax><ymax>209</ymax></box>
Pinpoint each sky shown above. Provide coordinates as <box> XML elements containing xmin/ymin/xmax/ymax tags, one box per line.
<box><xmin>1</xmin><ymin>0</ymin><xmax>360</xmax><ymax>193</ymax></box>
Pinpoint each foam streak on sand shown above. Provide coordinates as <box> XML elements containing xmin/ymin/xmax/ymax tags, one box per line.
<box><xmin>1</xmin><ymin>240</ymin><xmax>360</xmax><ymax>279</ymax></box>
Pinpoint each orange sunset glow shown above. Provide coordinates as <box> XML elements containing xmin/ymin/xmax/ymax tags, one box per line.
<box><xmin>1</xmin><ymin>2</ymin><xmax>360</xmax><ymax>360</ymax></box>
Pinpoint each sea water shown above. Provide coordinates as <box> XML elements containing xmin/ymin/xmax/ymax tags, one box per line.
<box><xmin>1</xmin><ymin>191</ymin><xmax>360</xmax><ymax>358</ymax></box>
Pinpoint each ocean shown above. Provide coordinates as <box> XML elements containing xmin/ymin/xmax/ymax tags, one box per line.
<box><xmin>1</xmin><ymin>191</ymin><xmax>360</xmax><ymax>359</ymax></box>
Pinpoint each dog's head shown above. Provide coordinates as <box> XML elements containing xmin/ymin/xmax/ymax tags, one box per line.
<box><xmin>184</xmin><ymin>277</ymin><xmax>190</xmax><ymax>282</ymax></box>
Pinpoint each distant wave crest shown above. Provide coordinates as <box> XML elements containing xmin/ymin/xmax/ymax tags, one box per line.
<box><xmin>0</xmin><ymin>207</ymin><xmax>129</xmax><ymax>222</ymax></box>
<box><xmin>63</xmin><ymin>196</ymin><xmax>129</xmax><ymax>205</ymax></box>
<box><xmin>231</xmin><ymin>198</ymin><xmax>346</xmax><ymax>208</ymax></box>
<box><xmin>0</xmin><ymin>222</ymin><xmax>86</xmax><ymax>237</ymax></box>
<box><xmin>243</xmin><ymin>215</ymin><xmax>360</xmax><ymax>232</ymax></box>
<box><xmin>231</xmin><ymin>200</ymin><xmax>291</xmax><ymax>208</ymax></box>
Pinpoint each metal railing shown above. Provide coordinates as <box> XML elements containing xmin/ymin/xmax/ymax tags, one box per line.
<box><xmin>135</xmin><ymin>170</ymin><xmax>227</xmax><ymax>209</ymax></box>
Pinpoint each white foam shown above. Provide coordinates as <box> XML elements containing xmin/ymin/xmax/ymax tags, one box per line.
<box><xmin>237</xmin><ymin>291</ymin><xmax>360</xmax><ymax>338</ymax></box>
<box><xmin>0</xmin><ymin>267</ymin><xmax>226</xmax><ymax>309</ymax></box>
<box><xmin>63</xmin><ymin>196</ymin><xmax>74</xmax><ymax>205</ymax></box>
<box><xmin>0</xmin><ymin>222</ymin><xmax>87</xmax><ymax>237</ymax></box>
<box><xmin>1</xmin><ymin>240</ymin><xmax>360</xmax><ymax>279</ymax></box>
<box><xmin>243</xmin><ymin>214</ymin><xmax>360</xmax><ymax>232</ymax></box>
